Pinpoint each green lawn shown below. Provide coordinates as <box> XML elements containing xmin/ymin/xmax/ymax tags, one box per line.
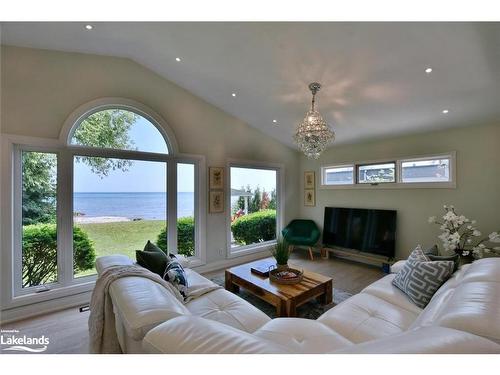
<box><xmin>75</xmin><ymin>220</ymin><xmax>165</xmax><ymax>277</ymax></box>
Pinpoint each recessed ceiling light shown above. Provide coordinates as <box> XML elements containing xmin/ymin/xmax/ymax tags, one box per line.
<box><xmin>425</xmin><ymin>67</ymin><xmax>433</xmax><ymax>74</ymax></box>
<box><xmin>175</xmin><ymin>57</ymin><xmax>181</xmax><ymax>62</ymax></box>
<box><xmin>442</xmin><ymin>109</ymin><xmax>449</xmax><ymax>114</ymax></box>
<box><xmin>85</xmin><ymin>24</ymin><xmax>93</xmax><ymax>30</ymax></box>
<box><xmin>231</xmin><ymin>93</ymin><xmax>236</xmax><ymax>97</ymax></box>
<box><xmin>272</xmin><ymin>119</ymin><xmax>278</xmax><ymax>124</ymax></box>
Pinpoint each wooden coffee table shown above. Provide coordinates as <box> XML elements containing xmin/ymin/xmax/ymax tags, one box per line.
<box><xmin>225</xmin><ymin>258</ymin><xmax>333</xmax><ymax>317</ymax></box>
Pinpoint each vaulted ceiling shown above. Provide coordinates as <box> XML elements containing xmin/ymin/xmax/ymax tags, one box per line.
<box><xmin>2</xmin><ymin>22</ymin><xmax>500</xmax><ymax>148</ymax></box>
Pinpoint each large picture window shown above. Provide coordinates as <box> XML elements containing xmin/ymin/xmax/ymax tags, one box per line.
<box><xmin>73</xmin><ymin>156</ymin><xmax>167</xmax><ymax>278</ymax></box>
<box><xmin>228</xmin><ymin>164</ymin><xmax>281</xmax><ymax>256</ymax></box>
<box><xmin>11</xmin><ymin>103</ymin><xmax>205</xmax><ymax>301</ymax></box>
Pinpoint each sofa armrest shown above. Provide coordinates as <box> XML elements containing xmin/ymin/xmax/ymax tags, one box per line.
<box><xmin>143</xmin><ymin>316</ymin><xmax>290</xmax><ymax>354</ymax></box>
<box><xmin>390</xmin><ymin>260</ymin><xmax>406</xmax><ymax>274</ymax></box>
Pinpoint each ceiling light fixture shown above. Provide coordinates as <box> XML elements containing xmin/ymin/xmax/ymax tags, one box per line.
<box><xmin>85</xmin><ymin>24</ymin><xmax>93</xmax><ymax>30</ymax></box>
<box><xmin>231</xmin><ymin>93</ymin><xmax>236</xmax><ymax>97</ymax></box>
<box><xmin>293</xmin><ymin>82</ymin><xmax>335</xmax><ymax>159</ymax></box>
<box><xmin>272</xmin><ymin>119</ymin><xmax>278</xmax><ymax>124</ymax></box>
<box><xmin>175</xmin><ymin>57</ymin><xmax>181</xmax><ymax>62</ymax></box>
<box><xmin>425</xmin><ymin>67</ymin><xmax>433</xmax><ymax>74</ymax></box>
<box><xmin>442</xmin><ymin>109</ymin><xmax>449</xmax><ymax>114</ymax></box>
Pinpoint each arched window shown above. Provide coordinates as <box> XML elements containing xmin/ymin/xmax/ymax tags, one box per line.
<box><xmin>13</xmin><ymin>101</ymin><xmax>205</xmax><ymax>298</ymax></box>
<box><xmin>69</xmin><ymin>108</ymin><xmax>169</xmax><ymax>154</ymax></box>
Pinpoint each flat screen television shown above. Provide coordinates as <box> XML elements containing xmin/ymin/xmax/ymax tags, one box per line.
<box><xmin>323</xmin><ymin>207</ymin><xmax>396</xmax><ymax>258</ymax></box>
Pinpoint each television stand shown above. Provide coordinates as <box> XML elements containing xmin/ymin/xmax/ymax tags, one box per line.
<box><xmin>322</xmin><ymin>246</ymin><xmax>393</xmax><ymax>268</ymax></box>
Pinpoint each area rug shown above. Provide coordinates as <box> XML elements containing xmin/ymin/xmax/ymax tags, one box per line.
<box><xmin>209</xmin><ymin>275</ymin><xmax>353</xmax><ymax>320</ymax></box>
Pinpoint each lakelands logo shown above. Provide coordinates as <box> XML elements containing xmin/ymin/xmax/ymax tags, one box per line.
<box><xmin>1</xmin><ymin>329</ymin><xmax>49</xmax><ymax>353</ymax></box>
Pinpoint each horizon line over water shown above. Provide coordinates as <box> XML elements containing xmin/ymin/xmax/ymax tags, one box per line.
<box><xmin>73</xmin><ymin>191</ymin><xmax>194</xmax><ymax>220</ymax></box>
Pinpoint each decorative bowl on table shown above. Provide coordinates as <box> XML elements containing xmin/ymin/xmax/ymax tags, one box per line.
<box><xmin>269</xmin><ymin>267</ymin><xmax>304</xmax><ymax>284</ymax></box>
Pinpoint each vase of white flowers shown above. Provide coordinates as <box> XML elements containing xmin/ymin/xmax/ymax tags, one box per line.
<box><xmin>428</xmin><ymin>205</ymin><xmax>500</xmax><ymax>262</ymax></box>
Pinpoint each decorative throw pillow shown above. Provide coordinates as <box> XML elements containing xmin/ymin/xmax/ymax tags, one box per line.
<box><xmin>144</xmin><ymin>240</ymin><xmax>165</xmax><ymax>254</ymax></box>
<box><xmin>163</xmin><ymin>258</ymin><xmax>189</xmax><ymax>299</ymax></box>
<box><xmin>135</xmin><ymin>240</ymin><xmax>170</xmax><ymax>276</ymax></box>
<box><xmin>392</xmin><ymin>245</ymin><xmax>454</xmax><ymax>308</ymax></box>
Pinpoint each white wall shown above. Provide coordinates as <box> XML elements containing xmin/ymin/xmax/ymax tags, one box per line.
<box><xmin>1</xmin><ymin>45</ymin><xmax>300</xmax><ymax>266</ymax></box>
<box><xmin>299</xmin><ymin>122</ymin><xmax>500</xmax><ymax>260</ymax></box>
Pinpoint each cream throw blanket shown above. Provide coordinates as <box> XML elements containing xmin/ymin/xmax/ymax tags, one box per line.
<box><xmin>88</xmin><ymin>264</ymin><xmax>221</xmax><ymax>354</ymax></box>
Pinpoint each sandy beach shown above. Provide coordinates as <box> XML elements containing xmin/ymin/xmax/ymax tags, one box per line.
<box><xmin>74</xmin><ymin>216</ymin><xmax>132</xmax><ymax>224</ymax></box>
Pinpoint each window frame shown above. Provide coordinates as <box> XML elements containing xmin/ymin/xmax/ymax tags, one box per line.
<box><xmin>3</xmin><ymin>102</ymin><xmax>206</xmax><ymax>310</ymax></box>
<box><xmin>356</xmin><ymin>161</ymin><xmax>397</xmax><ymax>185</ymax></box>
<box><xmin>321</xmin><ymin>164</ymin><xmax>355</xmax><ymax>186</ymax></box>
<box><xmin>320</xmin><ymin>152</ymin><xmax>456</xmax><ymax>189</ymax></box>
<box><xmin>226</xmin><ymin>160</ymin><xmax>284</xmax><ymax>258</ymax></box>
<box><xmin>398</xmin><ymin>154</ymin><xmax>453</xmax><ymax>185</ymax></box>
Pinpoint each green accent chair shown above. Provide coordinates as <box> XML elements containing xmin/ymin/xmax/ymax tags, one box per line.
<box><xmin>282</xmin><ymin>219</ymin><xmax>321</xmax><ymax>260</ymax></box>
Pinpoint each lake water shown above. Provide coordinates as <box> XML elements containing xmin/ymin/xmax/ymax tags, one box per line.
<box><xmin>73</xmin><ymin>192</ymin><xmax>194</xmax><ymax>220</ymax></box>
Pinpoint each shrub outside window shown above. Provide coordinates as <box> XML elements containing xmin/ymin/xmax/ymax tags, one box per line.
<box><xmin>228</xmin><ymin>165</ymin><xmax>280</xmax><ymax>256</ymax></box>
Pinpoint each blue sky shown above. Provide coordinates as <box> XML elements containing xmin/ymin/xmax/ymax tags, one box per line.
<box><xmin>74</xmin><ymin>116</ymin><xmax>276</xmax><ymax>193</ymax></box>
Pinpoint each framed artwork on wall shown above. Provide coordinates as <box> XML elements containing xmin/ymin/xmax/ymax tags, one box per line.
<box><xmin>304</xmin><ymin>171</ymin><xmax>315</xmax><ymax>189</ymax></box>
<box><xmin>209</xmin><ymin>191</ymin><xmax>224</xmax><ymax>213</ymax></box>
<box><xmin>304</xmin><ymin>189</ymin><xmax>315</xmax><ymax>207</ymax></box>
<box><xmin>209</xmin><ymin>167</ymin><xmax>224</xmax><ymax>189</ymax></box>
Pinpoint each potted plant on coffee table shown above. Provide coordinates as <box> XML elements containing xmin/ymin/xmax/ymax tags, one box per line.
<box><xmin>270</xmin><ymin>237</ymin><xmax>290</xmax><ymax>271</ymax></box>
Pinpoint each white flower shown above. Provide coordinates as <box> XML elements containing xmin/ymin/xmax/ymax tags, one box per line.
<box><xmin>488</xmin><ymin>232</ymin><xmax>500</xmax><ymax>243</ymax></box>
<box><xmin>478</xmin><ymin>243</ymin><xmax>486</xmax><ymax>248</ymax></box>
<box><xmin>467</xmin><ymin>225</ymin><xmax>472</xmax><ymax>230</ymax></box>
<box><xmin>428</xmin><ymin>216</ymin><xmax>436</xmax><ymax>223</ymax></box>
<box><xmin>473</xmin><ymin>230</ymin><xmax>481</xmax><ymax>237</ymax></box>
<box><xmin>462</xmin><ymin>250</ymin><xmax>470</xmax><ymax>256</ymax></box>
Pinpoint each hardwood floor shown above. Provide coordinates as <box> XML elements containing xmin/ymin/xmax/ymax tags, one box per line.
<box><xmin>1</xmin><ymin>252</ymin><xmax>384</xmax><ymax>354</ymax></box>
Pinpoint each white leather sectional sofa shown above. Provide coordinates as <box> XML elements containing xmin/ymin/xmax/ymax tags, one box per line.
<box><xmin>95</xmin><ymin>255</ymin><xmax>500</xmax><ymax>354</ymax></box>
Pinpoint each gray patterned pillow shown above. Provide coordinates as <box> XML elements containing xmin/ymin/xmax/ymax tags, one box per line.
<box><xmin>392</xmin><ymin>245</ymin><xmax>454</xmax><ymax>308</ymax></box>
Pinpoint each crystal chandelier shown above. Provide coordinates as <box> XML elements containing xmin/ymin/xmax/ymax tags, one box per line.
<box><xmin>293</xmin><ymin>82</ymin><xmax>335</xmax><ymax>159</ymax></box>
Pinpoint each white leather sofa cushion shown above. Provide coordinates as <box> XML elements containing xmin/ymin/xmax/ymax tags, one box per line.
<box><xmin>410</xmin><ymin>258</ymin><xmax>500</xmax><ymax>343</ymax></box>
<box><xmin>461</xmin><ymin>258</ymin><xmax>500</xmax><ymax>283</ymax></box>
<box><xmin>432</xmin><ymin>281</ymin><xmax>500</xmax><ymax>344</ymax></box>
<box><xmin>336</xmin><ymin>326</ymin><xmax>500</xmax><ymax>354</ymax></box>
<box><xmin>318</xmin><ymin>293</ymin><xmax>419</xmax><ymax>343</ymax></box>
<box><xmin>186</xmin><ymin>288</ymin><xmax>271</xmax><ymax>333</ymax></box>
<box><xmin>143</xmin><ymin>316</ymin><xmax>290</xmax><ymax>354</ymax></box>
<box><xmin>254</xmin><ymin>318</ymin><xmax>353</xmax><ymax>353</ymax></box>
<box><xmin>109</xmin><ymin>276</ymin><xmax>190</xmax><ymax>341</ymax></box>
<box><xmin>360</xmin><ymin>274</ymin><xmax>423</xmax><ymax>315</ymax></box>
<box><xmin>96</xmin><ymin>254</ymin><xmax>134</xmax><ymax>274</ymax></box>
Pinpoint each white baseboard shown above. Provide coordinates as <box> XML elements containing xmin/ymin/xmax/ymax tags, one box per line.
<box><xmin>0</xmin><ymin>291</ymin><xmax>91</xmax><ymax>325</ymax></box>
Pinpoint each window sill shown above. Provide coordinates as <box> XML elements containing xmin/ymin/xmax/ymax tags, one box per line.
<box><xmin>228</xmin><ymin>240</ymin><xmax>276</xmax><ymax>259</ymax></box>
<box><xmin>320</xmin><ymin>181</ymin><xmax>456</xmax><ymax>190</ymax></box>
<box><xmin>6</xmin><ymin>280</ymin><xmax>96</xmax><ymax>310</ymax></box>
